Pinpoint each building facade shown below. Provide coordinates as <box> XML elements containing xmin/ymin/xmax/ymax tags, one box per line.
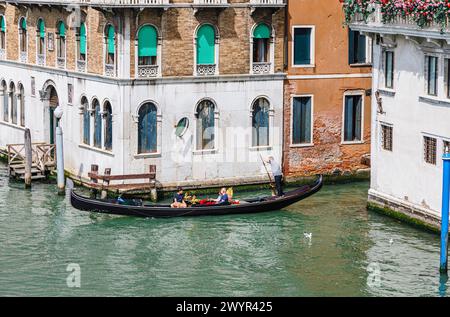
<box><xmin>347</xmin><ymin>1</ymin><xmax>450</xmax><ymax>226</ymax></box>
<box><xmin>0</xmin><ymin>0</ymin><xmax>286</xmax><ymax>188</ymax></box>
<box><xmin>283</xmin><ymin>0</ymin><xmax>372</xmax><ymax>179</ymax></box>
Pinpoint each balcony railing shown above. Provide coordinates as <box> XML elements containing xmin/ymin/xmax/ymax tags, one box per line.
<box><xmin>252</xmin><ymin>62</ymin><xmax>271</xmax><ymax>75</ymax></box>
<box><xmin>138</xmin><ymin>65</ymin><xmax>158</xmax><ymax>78</ymax></box>
<box><xmin>0</xmin><ymin>48</ymin><xmax>5</xmax><ymax>60</ymax></box>
<box><xmin>20</xmin><ymin>51</ymin><xmax>27</xmax><ymax>63</ymax></box>
<box><xmin>77</xmin><ymin>60</ymin><xmax>86</xmax><ymax>72</ymax></box>
<box><xmin>37</xmin><ymin>54</ymin><xmax>45</xmax><ymax>66</ymax></box>
<box><xmin>349</xmin><ymin>3</ymin><xmax>450</xmax><ymax>34</ymax></box>
<box><xmin>4</xmin><ymin>0</ymin><xmax>170</xmax><ymax>7</ymax></box>
<box><xmin>105</xmin><ymin>63</ymin><xmax>115</xmax><ymax>77</ymax></box>
<box><xmin>57</xmin><ymin>57</ymin><xmax>66</xmax><ymax>69</ymax></box>
<box><xmin>193</xmin><ymin>0</ymin><xmax>228</xmax><ymax>6</ymax></box>
<box><xmin>197</xmin><ymin>64</ymin><xmax>216</xmax><ymax>76</ymax></box>
<box><xmin>250</xmin><ymin>0</ymin><xmax>285</xmax><ymax>5</ymax></box>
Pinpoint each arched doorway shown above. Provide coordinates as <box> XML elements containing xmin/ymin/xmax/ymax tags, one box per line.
<box><xmin>42</xmin><ymin>82</ymin><xmax>59</xmax><ymax>144</ymax></box>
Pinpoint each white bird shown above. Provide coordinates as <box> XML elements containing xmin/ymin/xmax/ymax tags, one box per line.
<box><xmin>389</xmin><ymin>238</ymin><xmax>394</xmax><ymax>245</ymax></box>
<box><xmin>304</xmin><ymin>233</ymin><xmax>312</xmax><ymax>240</ymax></box>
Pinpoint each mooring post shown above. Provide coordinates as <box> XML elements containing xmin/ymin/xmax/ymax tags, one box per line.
<box><xmin>149</xmin><ymin>165</ymin><xmax>157</xmax><ymax>203</ymax></box>
<box><xmin>24</xmin><ymin>128</ymin><xmax>32</xmax><ymax>189</ymax></box>
<box><xmin>101</xmin><ymin>168</ymin><xmax>111</xmax><ymax>200</ymax></box>
<box><xmin>56</xmin><ymin>126</ymin><xmax>65</xmax><ymax>195</ymax></box>
<box><xmin>440</xmin><ymin>149</ymin><xmax>450</xmax><ymax>274</ymax></box>
<box><xmin>90</xmin><ymin>164</ymin><xmax>99</xmax><ymax>198</ymax></box>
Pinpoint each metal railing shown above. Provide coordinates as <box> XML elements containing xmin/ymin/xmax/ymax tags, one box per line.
<box><xmin>197</xmin><ymin>64</ymin><xmax>216</xmax><ymax>76</ymax></box>
<box><xmin>138</xmin><ymin>65</ymin><xmax>158</xmax><ymax>78</ymax></box>
<box><xmin>77</xmin><ymin>60</ymin><xmax>86</xmax><ymax>72</ymax></box>
<box><xmin>252</xmin><ymin>62</ymin><xmax>271</xmax><ymax>74</ymax></box>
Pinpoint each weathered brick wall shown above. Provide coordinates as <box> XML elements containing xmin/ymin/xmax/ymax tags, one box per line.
<box><xmin>1</xmin><ymin>2</ymin><xmax>284</xmax><ymax>78</ymax></box>
<box><xmin>284</xmin><ymin>0</ymin><xmax>372</xmax><ymax>178</ymax></box>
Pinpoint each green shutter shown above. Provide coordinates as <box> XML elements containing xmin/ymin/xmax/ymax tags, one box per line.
<box><xmin>107</xmin><ymin>25</ymin><xmax>115</xmax><ymax>54</ymax></box>
<box><xmin>254</xmin><ymin>24</ymin><xmax>270</xmax><ymax>39</ymax></box>
<box><xmin>58</xmin><ymin>22</ymin><xmax>65</xmax><ymax>37</ymax></box>
<box><xmin>138</xmin><ymin>25</ymin><xmax>157</xmax><ymax>57</ymax></box>
<box><xmin>21</xmin><ymin>18</ymin><xmax>26</xmax><ymax>30</ymax></box>
<box><xmin>38</xmin><ymin>19</ymin><xmax>45</xmax><ymax>38</ymax></box>
<box><xmin>80</xmin><ymin>23</ymin><xmax>86</xmax><ymax>54</ymax></box>
<box><xmin>197</xmin><ymin>25</ymin><xmax>215</xmax><ymax>65</ymax></box>
<box><xmin>293</xmin><ymin>27</ymin><xmax>311</xmax><ymax>65</ymax></box>
<box><xmin>0</xmin><ymin>17</ymin><xmax>5</xmax><ymax>32</ymax></box>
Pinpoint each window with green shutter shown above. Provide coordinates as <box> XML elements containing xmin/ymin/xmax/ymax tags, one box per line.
<box><xmin>105</xmin><ymin>24</ymin><xmax>115</xmax><ymax>65</ymax></box>
<box><xmin>0</xmin><ymin>16</ymin><xmax>5</xmax><ymax>50</ymax></box>
<box><xmin>196</xmin><ymin>24</ymin><xmax>215</xmax><ymax>65</ymax></box>
<box><xmin>19</xmin><ymin>18</ymin><xmax>26</xmax><ymax>53</ymax></box>
<box><xmin>79</xmin><ymin>23</ymin><xmax>86</xmax><ymax>56</ymax></box>
<box><xmin>138</xmin><ymin>25</ymin><xmax>157</xmax><ymax>66</ymax></box>
<box><xmin>38</xmin><ymin>19</ymin><xmax>45</xmax><ymax>38</ymax></box>
<box><xmin>107</xmin><ymin>25</ymin><xmax>115</xmax><ymax>54</ymax></box>
<box><xmin>293</xmin><ymin>27</ymin><xmax>312</xmax><ymax>66</ymax></box>
<box><xmin>37</xmin><ymin>19</ymin><xmax>45</xmax><ymax>55</ymax></box>
<box><xmin>253</xmin><ymin>23</ymin><xmax>271</xmax><ymax>63</ymax></box>
<box><xmin>58</xmin><ymin>21</ymin><xmax>65</xmax><ymax>37</ymax></box>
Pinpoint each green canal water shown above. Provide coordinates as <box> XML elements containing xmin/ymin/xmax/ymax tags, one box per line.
<box><xmin>0</xmin><ymin>163</ymin><xmax>447</xmax><ymax>297</ymax></box>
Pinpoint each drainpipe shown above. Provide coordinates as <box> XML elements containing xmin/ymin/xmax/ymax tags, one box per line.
<box><xmin>440</xmin><ymin>147</ymin><xmax>450</xmax><ymax>274</ymax></box>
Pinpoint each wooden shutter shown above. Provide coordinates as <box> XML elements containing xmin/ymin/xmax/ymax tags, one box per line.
<box><xmin>294</xmin><ymin>28</ymin><xmax>311</xmax><ymax>65</ymax></box>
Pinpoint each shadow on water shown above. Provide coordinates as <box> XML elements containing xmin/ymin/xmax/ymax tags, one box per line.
<box><xmin>0</xmin><ymin>163</ymin><xmax>447</xmax><ymax>296</ymax></box>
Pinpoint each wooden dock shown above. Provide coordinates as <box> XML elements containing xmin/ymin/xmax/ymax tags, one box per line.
<box><xmin>7</xmin><ymin>143</ymin><xmax>56</xmax><ymax>181</ymax></box>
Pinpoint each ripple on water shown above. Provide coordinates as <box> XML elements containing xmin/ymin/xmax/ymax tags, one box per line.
<box><xmin>0</xmin><ymin>170</ymin><xmax>446</xmax><ymax>296</ymax></box>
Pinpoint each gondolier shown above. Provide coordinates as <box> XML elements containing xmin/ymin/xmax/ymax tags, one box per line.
<box><xmin>266</xmin><ymin>156</ymin><xmax>284</xmax><ymax>197</ymax></box>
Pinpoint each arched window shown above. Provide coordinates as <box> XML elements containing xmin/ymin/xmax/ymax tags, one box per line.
<box><xmin>138</xmin><ymin>102</ymin><xmax>157</xmax><ymax>154</ymax></box>
<box><xmin>196</xmin><ymin>99</ymin><xmax>215</xmax><ymax>151</ymax></box>
<box><xmin>253</xmin><ymin>24</ymin><xmax>270</xmax><ymax>63</ymax></box>
<box><xmin>56</xmin><ymin>21</ymin><xmax>66</xmax><ymax>67</ymax></box>
<box><xmin>105</xmin><ymin>24</ymin><xmax>115</xmax><ymax>65</ymax></box>
<box><xmin>252</xmin><ymin>98</ymin><xmax>270</xmax><ymax>147</ymax></box>
<box><xmin>0</xmin><ymin>16</ymin><xmax>6</xmax><ymax>51</ymax></box>
<box><xmin>81</xmin><ymin>97</ymin><xmax>90</xmax><ymax>145</ymax></box>
<box><xmin>138</xmin><ymin>25</ymin><xmax>157</xmax><ymax>66</ymax></box>
<box><xmin>104</xmin><ymin>101</ymin><xmax>112</xmax><ymax>151</ymax></box>
<box><xmin>93</xmin><ymin>99</ymin><xmax>102</xmax><ymax>148</ymax></box>
<box><xmin>78</xmin><ymin>22</ymin><xmax>86</xmax><ymax>61</ymax></box>
<box><xmin>196</xmin><ymin>24</ymin><xmax>215</xmax><ymax>66</ymax></box>
<box><xmin>9</xmin><ymin>82</ymin><xmax>16</xmax><ymax>124</ymax></box>
<box><xmin>1</xmin><ymin>81</ymin><xmax>7</xmax><ymax>122</ymax></box>
<box><xmin>18</xmin><ymin>83</ymin><xmax>24</xmax><ymax>127</ymax></box>
<box><xmin>19</xmin><ymin>18</ymin><xmax>27</xmax><ymax>54</ymax></box>
<box><xmin>37</xmin><ymin>18</ymin><xmax>45</xmax><ymax>65</ymax></box>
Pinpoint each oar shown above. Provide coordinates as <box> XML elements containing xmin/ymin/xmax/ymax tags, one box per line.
<box><xmin>259</xmin><ymin>154</ymin><xmax>277</xmax><ymax>197</ymax></box>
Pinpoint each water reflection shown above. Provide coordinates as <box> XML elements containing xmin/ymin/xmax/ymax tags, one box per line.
<box><xmin>0</xmin><ymin>163</ymin><xmax>447</xmax><ymax>296</ymax></box>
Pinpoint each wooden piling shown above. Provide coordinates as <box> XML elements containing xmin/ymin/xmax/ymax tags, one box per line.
<box><xmin>101</xmin><ymin>168</ymin><xmax>111</xmax><ymax>200</ymax></box>
<box><xmin>90</xmin><ymin>164</ymin><xmax>99</xmax><ymax>198</ymax></box>
<box><xmin>24</xmin><ymin>128</ymin><xmax>32</xmax><ymax>189</ymax></box>
<box><xmin>149</xmin><ymin>165</ymin><xmax>157</xmax><ymax>202</ymax></box>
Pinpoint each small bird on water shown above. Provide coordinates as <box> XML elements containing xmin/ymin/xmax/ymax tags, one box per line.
<box><xmin>389</xmin><ymin>238</ymin><xmax>394</xmax><ymax>245</ymax></box>
<box><xmin>304</xmin><ymin>233</ymin><xmax>312</xmax><ymax>240</ymax></box>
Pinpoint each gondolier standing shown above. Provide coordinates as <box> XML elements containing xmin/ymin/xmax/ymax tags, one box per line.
<box><xmin>266</xmin><ymin>156</ymin><xmax>284</xmax><ymax>197</ymax></box>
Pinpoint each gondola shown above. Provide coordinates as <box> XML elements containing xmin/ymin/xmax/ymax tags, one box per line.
<box><xmin>70</xmin><ymin>175</ymin><xmax>323</xmax><ymax>218</ymax></box>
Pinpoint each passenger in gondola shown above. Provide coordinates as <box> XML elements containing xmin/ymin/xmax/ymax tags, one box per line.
<box><xmin>215</xmin><ymin>188</ymin><xmax>230</xmax><ymax>205</ymax></box>
<box><xmin>171</xmin><ymin>187</ymin><xmax>187</xmax><ymax>208</ymax></box>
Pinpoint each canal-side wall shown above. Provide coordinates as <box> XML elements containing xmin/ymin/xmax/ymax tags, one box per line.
<box><xmin>368</xmin><ymin>189</ymin><xmax>441</xmax><ymax>233</ymax></box>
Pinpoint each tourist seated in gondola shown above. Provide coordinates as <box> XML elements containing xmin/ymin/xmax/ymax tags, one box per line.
<box><xmin>215</xmin><ymin>188</ymin><xmax>230</xmax><ymax>205</ymax></box>
<box><xmin>171</xmin><ymin>187</ymin><xmax>187</xmax><ymax>208</ymax></box>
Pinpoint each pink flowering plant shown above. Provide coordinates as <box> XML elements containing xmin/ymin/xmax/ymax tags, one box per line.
<box><xmin>343</xmin><ymin>0</ymin><xmax>450</xmax><ymax>29</ymax></box>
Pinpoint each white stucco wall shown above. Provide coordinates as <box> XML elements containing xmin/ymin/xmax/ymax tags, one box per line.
<box><xmin>370</xmin><ymin>36</ymin><xmax>450</xmax><ymax>216</ymax></box>
<box><xmin>0</xmin><ymin>61</ymin><xmax>284</xmax><ymax>186</ymax></box>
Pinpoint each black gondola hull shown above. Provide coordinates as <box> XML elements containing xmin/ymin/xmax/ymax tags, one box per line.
<box><xmin>70</xmin><ymin>176</ymin><xmax>323</xmax><ymax>218</ymax></box>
